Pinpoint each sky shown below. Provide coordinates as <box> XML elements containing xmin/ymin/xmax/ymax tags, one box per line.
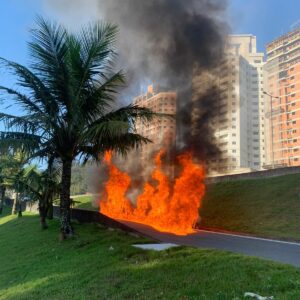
<box><xmin>0</xmin><ymin>0</ymin><xmax>299</xmax><ymax>92</ymax></box>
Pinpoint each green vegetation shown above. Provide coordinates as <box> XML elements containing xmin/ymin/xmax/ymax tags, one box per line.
<box><xmin>72</xmin><ymin>195</ymin><xmax>98</xmax><ymax>211</ymax></box>
<box><xmin>73</xmin><ymin>173</ymin><xmax>300</xmax><ymax>241</ymax></box>
<box><xmin>20</xmin><ymin>164</ymin><xmax>60</xmax><ymax>228</ymax></box>
<box><xmin>0</xmin><ymin>17</ymin><xmax>156</xmax><ymax>237</ymax></box>
<box><xmin>1</xmin><ymin>210</ymin><xmax>300</xmax><ymax>300</ymax></box>
<box><xmin>200</xmin><ymin>174</ymin><xmax>300</xmax><ymax>241</ymax></box>
<box><xmin>71</xmin><ymin>164</ymin><xmax>90</xmax><ymax>196</ymax></box>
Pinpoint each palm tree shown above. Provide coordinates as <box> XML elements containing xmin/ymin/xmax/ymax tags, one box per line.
<box><xmin>0</xmin><ymin>156</ymin><xmax>16</xmax><ymax>214</ymax></box>
<box><xmin>0</xmin><ymin>17</ymin><xmax>155</xmax><ymax>238</ymax></box>
<box><xmin>20</xmin><ymin>163</ymin><xmax>60</xmax><ymax>229</ymax></box>
<box><xmin>0</xmin><ymin>153</ymin><xmax>27</xmax><ymax>216</ymax></box>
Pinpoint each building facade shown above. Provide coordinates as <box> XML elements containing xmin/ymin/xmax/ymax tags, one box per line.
<box><xmin>198</xmin><ymin>35</ymin><xmax>266</xmax><ymax>174</ymax></box>
<box><xmin>264</xmin><ymin>28</ymin><xmax>300</xmax><ymax>167</ymax></box>
<box><xmin>133</xmin><ymin>85</ymin><xmax>177</xmax><ymax>163</ymax></box>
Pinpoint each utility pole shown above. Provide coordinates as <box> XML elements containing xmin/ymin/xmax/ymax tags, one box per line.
<box><xmin>263</xmin><ymin>91</ymin><xmax>280</xmax><ymax>169</ymax></box>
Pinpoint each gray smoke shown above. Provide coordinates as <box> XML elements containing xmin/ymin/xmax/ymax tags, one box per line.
<box><xmin>46</xmin><ymin>0</ymin><xmax>229</xmax><ymax>186</ymax></box>
<box><xmin>97</xmin><ymin>0</ymin><xmax>228</xmax><ymax>162</ymax></box>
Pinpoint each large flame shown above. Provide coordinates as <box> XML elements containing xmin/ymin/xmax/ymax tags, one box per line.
<box><xmin>100</xmin><ymin>151</ymin><xmax>206</xmax><ymax>235</ymax></box>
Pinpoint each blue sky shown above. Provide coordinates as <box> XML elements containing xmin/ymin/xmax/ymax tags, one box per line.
<box><xmin>229</xmin><ymin>0</ymin><xmax>300</xmax><ymax>52</ymax></box>
<box><xmin>0</xmin><ymin>0</ymin><xmax>299</xmax><ymax>86</ymax></box>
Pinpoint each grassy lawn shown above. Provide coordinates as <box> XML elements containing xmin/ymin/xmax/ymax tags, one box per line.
<box><xmin>71</xmin><ymin>195</ymin><xmax>98</xmax><ymax>211</ymax></box>
<box><xmin>200</xmin><ymin>174</ymin><xmax>300</xmax><ymax>241</ymax></box>
<box><xmin>1</xmin><ymin>206</ymin><xmax>300</xmax><ymax>299</ymax></box>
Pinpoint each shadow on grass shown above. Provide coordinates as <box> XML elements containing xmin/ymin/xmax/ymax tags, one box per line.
<box><xmin>1</xmin><ymin>211</ymin><xmax>300</xmax><ymax>299</ymax></box>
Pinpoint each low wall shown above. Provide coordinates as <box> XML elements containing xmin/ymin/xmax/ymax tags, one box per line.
<box><xmin>53</xmin><ymin>206</ymin><xmax>137</xmax><ymax>233</ymax></box>
<box><xmin>206</xmin><ymin>166</ymin><xmax>300</xmax><ymax>184</ymax></box>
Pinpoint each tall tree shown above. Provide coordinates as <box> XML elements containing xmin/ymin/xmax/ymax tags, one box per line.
<box><xmin>0</xmin><ymin>17</ymin><xmax>155</xmax><ymax>238</ymax></box>
<box><xmin>20</xmin><ymin>163</ymin><xmax>60</xmax><ymax>229</ymax></box>
<box><xmin>0</xmin><ymin>156</ymin><xmax>18</xmax><ymax>214</ymax></box>
<box><xmin>0</xmin><ymin>153</ymin><xmax>27</xmax><ymax>216</ymax></box>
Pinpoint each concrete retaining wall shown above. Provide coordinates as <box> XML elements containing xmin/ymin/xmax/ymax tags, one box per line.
<box><xmin>52</xmin><ymin>206</ymin><xmax>137</xmax><ymax>233</ymax></box>
<box><xmin>206</xmin><ymin>166</ymin><xmax>300</xmax><ymax>184</ymax></box>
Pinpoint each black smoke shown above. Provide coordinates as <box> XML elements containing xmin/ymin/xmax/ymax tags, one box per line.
<box><xmin>97</xmin><ymin>0</ymin><xmax>228</xmax><ymax>163</ymax></box>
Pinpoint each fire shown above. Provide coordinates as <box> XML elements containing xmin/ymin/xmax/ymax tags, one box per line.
<box><xmin>100</xmin><ymin>150</ymin><xmax>206</xmax><ymax>235</ymax></box>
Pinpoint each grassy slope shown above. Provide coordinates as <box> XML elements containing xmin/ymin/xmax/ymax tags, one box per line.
<box><xmin>1</xmin><ymin>207</ymin><xmax>300</xmax><ymax>299</ymax></box>
<box><xmin>72</xmin><ymin>195</ymin><xmax>98</xmax><ymax>211</ymax></box>
<box><xmin>74</xmin><ymin>174</ymin><xmax>300</xmax><ymax>241</ymax></box>
<box><xmin>200</xmin><ymin>174</ymin><xmax>300</xmax><ymax>241</ymax></box>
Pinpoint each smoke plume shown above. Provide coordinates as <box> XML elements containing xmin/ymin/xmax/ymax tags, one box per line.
<box><xmin>46</xmin><ymin>0</ymin><xmax>228</xmax><ymax>160</ymax></box>
<box><xmin>46</xmin><ymin>0</ymin><xmax>229</xmax><ymax>200</ymax></box>
<box><xmin>99</xmin><ymin>0</ymin><xmax>228</xmax><ymax>161</ymax></box>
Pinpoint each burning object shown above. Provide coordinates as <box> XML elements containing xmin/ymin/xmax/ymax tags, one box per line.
<box><xmin>99</xmin><ymin>151</ymin><xmax>205</xmax><ymax>235</ymax></box>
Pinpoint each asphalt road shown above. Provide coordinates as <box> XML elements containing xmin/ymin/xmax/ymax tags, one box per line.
<box><xmin>120</xmin><ymin>220</ymin><xmax>300</xmax><ymax>267</ymax></box>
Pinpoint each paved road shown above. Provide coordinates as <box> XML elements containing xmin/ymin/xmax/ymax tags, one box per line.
<box><xmin>120</xmin><ymin>220</ymin><xmax>300</xmax><ymax>267</ymax></box>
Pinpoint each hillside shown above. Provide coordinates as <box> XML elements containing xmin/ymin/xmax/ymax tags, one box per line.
<box><xmin>200</xmin><ymin>173</ymin><xmax>300</xmax><ymax>240</ymax></box>
<box><xmin>1</xmin><ymin>208</ymin><xmax>300</xmax><ymax>299</ymax></box>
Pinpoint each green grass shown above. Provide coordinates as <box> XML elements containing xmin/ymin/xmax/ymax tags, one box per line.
<box><xmin>1</xmin><ymin>207</ymin><xmax>300</xmax><ymax>299</ymax></box>
<box><xmin>74</xmin><ymin>174</ymin><xmax>300</xmax><ymax>241</ymax></box>
<box><xmin>200</xmin><ymin>173</ymin><xmax>300</xmax><ymax>241</ymax></box>
<box><xmin>71</xmin><ymin>195</ymin><xmax>98</xmax><ymax>211</ymax></box>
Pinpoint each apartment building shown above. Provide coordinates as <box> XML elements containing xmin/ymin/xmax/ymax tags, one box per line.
<box><xmin>133</xmin><ymin>85</ymin><xmax>177</xmax><ymax>163</ymax></box>
<box><xmin>264</xmin><ymin>28</ymin><xmax>300</xmax><ymax>167</ymax></box>
<box><xmin>195</xmin><ymin>35</ymin><xmax>266</xmax><ymax>174</ymax></box>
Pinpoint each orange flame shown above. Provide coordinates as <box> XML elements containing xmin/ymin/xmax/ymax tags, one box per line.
<box><xmin>100</xmin><ymin>150</ymin><xmax>206</xmax><ymax>235</ymax></box>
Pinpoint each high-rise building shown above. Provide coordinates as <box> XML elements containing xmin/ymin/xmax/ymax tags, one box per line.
<box><xmin>133</xmin><ymin>86</ymin><xmax>177</xmax><ymax>163</ymax></box>
<box><xmin>195</xmin><ymin>35</ymin><xmax>265</xmax><ymax>174</ymax></box>
<box><xmin>264</xmin><ymin>28</ymin><xmax>300</xmax><ymax>167</ymax></box>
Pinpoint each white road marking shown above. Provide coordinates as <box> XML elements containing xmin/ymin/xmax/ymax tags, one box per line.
<box><xmin>196</xmin><ymin>229</ymin><xmax>300</xmax><ymax>247</ymax></box>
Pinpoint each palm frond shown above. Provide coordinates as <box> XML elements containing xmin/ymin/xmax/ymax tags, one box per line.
<box><xmin>28</xmin><ymin>16</ymin><xmax>72</xmax><ymax>109</ymax></box>
<box><xmin>0</xmin><ymin>60</ymin><xmax>59</xmax><ymax>118</ymax></box>
<box><xmin>0</xmin><ymin>131</ymin><xmax>41</xmax><ymax>155</ymax></box>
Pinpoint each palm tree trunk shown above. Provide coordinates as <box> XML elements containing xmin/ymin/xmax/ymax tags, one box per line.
<box><xmin>0</xmin><ymin>187</ymin><xmax>5</xmax><ymax>214</ymax></box>
<box><xmin>47</xmin><ymin>201</ymin><xmax>53</xmax><ymax>220</ymax></box>
<box><xmin>39</xmin><ymin>203</ymin><xmax>48</xmax><ymax>230</ymax></box>
<box><xmin>12</xmin><ymin>192</ymin><xmax>17</xmax><ymax>215</ymax></box>
<box><xmin>60</xmin><ymin>159</ymin><xmax>73</xmax><ymax>239</ymax></box>
<box><xmin>18</xmin><ymin>193</ymin><xmax>22</xmax><ymax>217</ymax></box>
